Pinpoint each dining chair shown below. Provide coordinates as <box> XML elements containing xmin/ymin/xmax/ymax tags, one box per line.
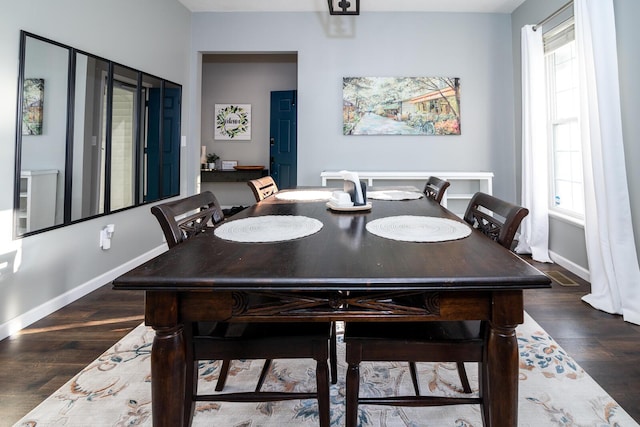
<box><xmin>246</xmin><ymin>175</ymin><xmax>339</xmax><ymax>383</ymax></box>
<box><xmin>247</xmin><ymin>176</ymin><xmax>279</xmax><ymax>202</ymax></box>
<box><xmin>151</xmin><ymin>191</ymin><xmax>332</xmax><ymax>427</ymax></box>
<box><xmin>422</xmin><ymin>174</ymin><xmax>468</xmax><ymax>401</ymax></box>
<box><xmin>463</xmin><ymin>191</ymin><xmax>529</xmax><ymax>251</ymax></box>
<box><xmin>423</xmin><ymin>176</ymin><xmax>451</xmax><ymax>204</ymax></box>
<box><xmin>150</xmin><ymin>191</ymin><xmax>224</xmax><ymax>249</ymax></box>
<box><xmin>344</xmin><ymin>192</ymin><xmax>529</xmax><ymax>427</ymax></box>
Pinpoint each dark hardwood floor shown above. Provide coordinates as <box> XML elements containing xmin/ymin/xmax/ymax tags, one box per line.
<box><xmin>0</xmin><ymin>287</ymin><xmax>144</xmax><ymax>427</ymax></box>
<box><xmin>522</xmin><ymin>256</ymin><xmax>640</xmax><ymax>423</ymax></box>
<box><xmin>0</xmin><ymin>257</ymin><xmax>639</xmax><ymax>426</ymax></box>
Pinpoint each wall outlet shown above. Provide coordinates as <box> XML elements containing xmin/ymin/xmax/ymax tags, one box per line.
<box><xmin>100</xmin><ymin>224</ymin><xmax>115</xmax><ymax>250</ymax></box>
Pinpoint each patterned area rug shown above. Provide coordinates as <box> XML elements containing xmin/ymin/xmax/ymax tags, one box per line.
<box><xmin>14</xmin><ymin>313</ymin><xmax>639</xmax><ymax>427</ymax></box>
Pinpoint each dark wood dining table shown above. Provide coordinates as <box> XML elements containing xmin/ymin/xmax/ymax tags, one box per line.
<box><xmin>112</xmin><ymin>188</ymin><xmax>551</xmax><ymax>427</ymax></box>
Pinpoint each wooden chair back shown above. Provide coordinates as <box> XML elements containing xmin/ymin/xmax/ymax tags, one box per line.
<box><xmin>150</xmin><ymin>191</ymin><xmax>223</xmax><ymax>248</ymax></box>
<box><xmin>423</xmin><ymin>176</ymin><xmax>451</xmax><ymax>204</ymax></box>
<box><xmin>247</xmin><ymin>176</ymin><xmax>279</xmax><ymax>202</ymax></box>
<box><xmin>151</xmin><ymin>190</ymin><xmax>334</xmax><ymax>427</ymax></box>
<box><xmin>463</xmin><ymin>192</ymin><xmax>529</xmax><ymax>250</ymax></box>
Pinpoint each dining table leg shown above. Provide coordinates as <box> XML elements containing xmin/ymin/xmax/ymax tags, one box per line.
<box><xmin>146</xmin><ymin>291</ymin><xmax>186</xmax><ymax>427</ymax></box>
<box><xmin>486</xmin><ymin>291</ymin><xmax>523</xmax><ymax>427</ymax></box>
<box><xmin>151</xmin><ymin>325</ymin><xmax>186</xmax><ymax>427</ymax></box>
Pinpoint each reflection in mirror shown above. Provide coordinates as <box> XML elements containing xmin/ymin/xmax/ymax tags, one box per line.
<box><xmin>110</xmin><ymin>65</ymin><xmax>139</xmax><ymax>211</ymax></box>
<box><xmin>141</xmin><ymin>76</ymin><xmax>182</xmax><ymax>202</ymax></box>
<box><xmin>142</xmin><ymin>74</ymin><xmax>162</xmax><ymax>202</ymax></box>
<box><xmin>17</xmin><ymin>35</ymin><xmax>69</xmax><ymax>234</ymax></box>
<box><xmin>72</xmin><ymin>53</ymin><xmax>109</xmax><ymax>220</ymax></box>
<box><xmin>162</xmin><ymin>81</ymin><xmax>182</xmax><ymax>199</ymax></box>
<box><xmin>15</xmin><ymin>32</ymin><xmax>182</xmax><ymax>238</ymax></box>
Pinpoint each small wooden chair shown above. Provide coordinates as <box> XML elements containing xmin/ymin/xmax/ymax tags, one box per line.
<box><xmin>151</xmin><ymin>191</ymin><xmax>332</xmax><ymax>427</ymax></box>
<box><xmin>345</xmin><ymin>321</ymin><xmax>487</xmax><ymax>427</ymax></box>
<box><xmin>247</xmin><ymin>176</ymin><xmax>279</xmax><ymax>202</ymax></box>
<box><xmin>246</xmin><ymin>174</ymin><xmax>338</xmax><ymax>382</ymax></box>
<box><xmin>423</xmin><ymin>176</ymin><xmax>451</xmax><ymax>204</ymax></box>
<box><xmin>151</xmin><ymin>191</ymin><xmax>224</xmax><ymax>249</ymax></box>
<box><xmin>344</xmin><ymin>192</ymin><xmax>529</xmax><ymax>427</ymax></box>
<box><xmin>422</xmin><ymin>175</ymin><xmax>468</xmax><ymax>402</ymax></box>
<box><xmin>463</xmin><ymin>191</ymin><xmax>529</xmax><ymax>250</ymax></box>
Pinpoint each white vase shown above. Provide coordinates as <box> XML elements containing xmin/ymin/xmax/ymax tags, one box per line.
<box><xmin>200</xmin><ymin>146</ymin><xmax>207</xmax><ymax>169</ymax></box>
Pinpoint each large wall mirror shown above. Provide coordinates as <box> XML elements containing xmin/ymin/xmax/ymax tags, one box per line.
<box><xmin>14</xmin><ymin>31</ymin><xmax>181</xmax><ymax>237</ymax></box>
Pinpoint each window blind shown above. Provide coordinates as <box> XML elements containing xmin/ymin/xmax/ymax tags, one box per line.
<box><xmin>544</xmin><ymin>17</ymin><xmax>575</xmax><ymax>53</ymax></box>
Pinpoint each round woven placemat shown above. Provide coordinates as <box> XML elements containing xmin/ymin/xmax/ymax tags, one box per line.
<box><xmin>214</xmin><ymin>215</ymin><xmax>323</xmax><ymax>243</ymax></box>
<box><xmin>366</xmin><ymin>215</ymin><xmax>471</xmax><ymax>242</ymax></box>
<box><xmin>367</xmin><ymin>190</ymin><xmax>424</xmax><ymax>201</ymax></box>
<box><xmin>274</xmin><ymin>190</ymin><xmax>333</xmax><ymax>202</ymax></box>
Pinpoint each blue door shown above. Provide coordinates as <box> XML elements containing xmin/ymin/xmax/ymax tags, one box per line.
<box><xmin>147</xmin><ymin>86</ymin><xmax>181</xmax><ymax>201</ymax></box>
<box><xmin>270</xmin><ymin>90</ymin><xmax>297</xmax><ymax>189</ymax></box>
<box><xmin>161</xmin><ymin>87</ymin><xmax>181</xmax><ymax>197</ymax></box>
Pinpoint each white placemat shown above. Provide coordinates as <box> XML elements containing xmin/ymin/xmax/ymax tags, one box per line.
<box><xmin>274</xmin><ymin>190</ymin><xmax>333</xmax><ymax>201</ymax></box>
<box><xmin>366</xmin><ymin>215</ymin><xmax>471</xmax><ymax>242</ymax></box>
<box><xmin>367</xmin><ymin>190</ymin><xmax>424</xmax><ymax>201</ymax></box>
<box><xmin>214</xmin><ymin>215</ymin><xmax>323</xmax><ymax>243</ymax></box>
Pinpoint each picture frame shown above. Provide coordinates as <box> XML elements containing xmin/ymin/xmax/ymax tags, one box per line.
<box><xmin>343</xmin><ymin>77</ymin><xmax>461</xmax><ymax>136</ymax></box>
<box><xmin>22</xmin><ymin>78</ymin><xmax>44</xmax><ymax>135</ymax></box>
<box><xmin>221</xmin><ymin>160</ymin><xmax>238</xmax><ymax>170</ymax></box>
<box><xmin>214</xmin><ymin>104</ymin><xmax>251</xmax><ymax>140</ymax></box>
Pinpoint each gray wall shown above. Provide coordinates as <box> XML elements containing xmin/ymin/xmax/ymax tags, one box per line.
<box><xmin>511</xmin><ymin>0</ymin><xmax>640</xmax><ymax>274</ymax></box>
<box><xmin>615</xmin><ymin>0</ymin><xmax>640</xmax><ymax>269</ymax></box>
<box><xmin>0</xmin><ymin>0</ymin><xmax>191</xmax><ymax>336</ymax></box>
<box><xmin>189</xmin><ymin>12</ymin><xmax>518</xmax><ymax>201</ymax></box>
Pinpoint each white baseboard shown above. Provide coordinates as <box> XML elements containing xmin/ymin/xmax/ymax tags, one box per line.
<box><xmin>0</xmin><ymin>245</ymin><xmax>166</xmax><ymax>341</ymax></box>
<box><xmin>549</xmin><ymin>250</ymin><xmax>591</xmax><ymax>282</ymax></box>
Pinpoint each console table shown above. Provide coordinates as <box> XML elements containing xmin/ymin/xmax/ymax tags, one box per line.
<box><xmin>320</xmin><ymin>171</ymin><xmax>493</xmax><ymax>217</ymax></box>
<box><xmin>201</xmin><ymin>169</ymin><xmax>268</xmax><ymax>183</ymax></box>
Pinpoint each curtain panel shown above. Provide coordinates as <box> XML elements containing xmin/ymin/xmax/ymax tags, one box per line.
<box><xmin>575</xmin><ymin>0</ymin><xmax>640</xmax><ymax>325</ymax></box>
<box><xmin>515</xmin><ymin>25</ymin><xmax>552</xmax><ymax>263</ymax></box>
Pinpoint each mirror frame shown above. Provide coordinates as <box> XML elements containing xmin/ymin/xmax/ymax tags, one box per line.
<box><xmin>14</xmin><ymin>31</ymin><xmax>181</xmax><ymax>238</ymax></box>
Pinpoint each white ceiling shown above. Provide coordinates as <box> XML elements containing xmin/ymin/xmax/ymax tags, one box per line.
<box><xmin>177</xmin><ymin>0</ymin><xmax>527</xmax><ymax>14</ymax></box>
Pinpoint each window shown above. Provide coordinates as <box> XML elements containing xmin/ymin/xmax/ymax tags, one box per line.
<box><xmin>544</xmin><ymin>19</ymin><xmax>584</xmax><ymax>219</ymax></box>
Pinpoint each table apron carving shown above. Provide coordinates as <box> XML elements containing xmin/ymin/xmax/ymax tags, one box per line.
<box><xmin>170</xmin><ymin>290</ymin><xmax>499</xmax><ymax>323</ymax></box>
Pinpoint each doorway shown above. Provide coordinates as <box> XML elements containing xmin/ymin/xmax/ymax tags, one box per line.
<box><xmin>200</xmin><ymin>53</ymin><xmax>297</xmax><ymax>204</ymax></box>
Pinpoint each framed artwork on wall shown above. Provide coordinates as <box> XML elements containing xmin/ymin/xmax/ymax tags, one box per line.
<box><xmin>214</xmin><ymin>104</ymin><xmax>251</xmax><ymax>140</ymax></box>
<box><xmin>343</xmin><ymin>77</ymin><xmax>461</xmax><ymax>136</ymax></box>
<box><xmin>22</xmin><ymin>78</ymin><xmax>44</xmax><ymax>135</ymax></box>
<box><xmin>221</xmin><ymin>160</ymin><xmax>238</xmax><ymax>170</ymax></box>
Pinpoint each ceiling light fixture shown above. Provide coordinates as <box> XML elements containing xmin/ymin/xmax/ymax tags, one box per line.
<box><xmin>328</xmin><ymin>0</ymin><xmax>360</xmax><ymax>15</ymax></box>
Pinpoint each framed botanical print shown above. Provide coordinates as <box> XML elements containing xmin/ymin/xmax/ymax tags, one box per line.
<box><xmin>214</xmin><ymin>104</ymin><xmax>251</xmax><ymax>140</ymax></box>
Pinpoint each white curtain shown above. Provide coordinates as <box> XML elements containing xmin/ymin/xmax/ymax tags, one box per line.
<box><xmin>575</xmin><ymin>0</ymin><xmax>640</xmax><ymax>325</ymax></box>
<box><xmin>515</xmin><ymin>25</ymin><xmax>552</xmax><ymax>263</ymax></box>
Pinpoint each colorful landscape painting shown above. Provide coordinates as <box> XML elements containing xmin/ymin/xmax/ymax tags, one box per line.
<box><xmin>22</xmin><ymin>78</ymin><xmax>44</xmax><ymax>135</ymax></box>
<box><xmin>343</xmin><ymin>77</ymin><xmax>461</xmax><ymax>136</ymax></box>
